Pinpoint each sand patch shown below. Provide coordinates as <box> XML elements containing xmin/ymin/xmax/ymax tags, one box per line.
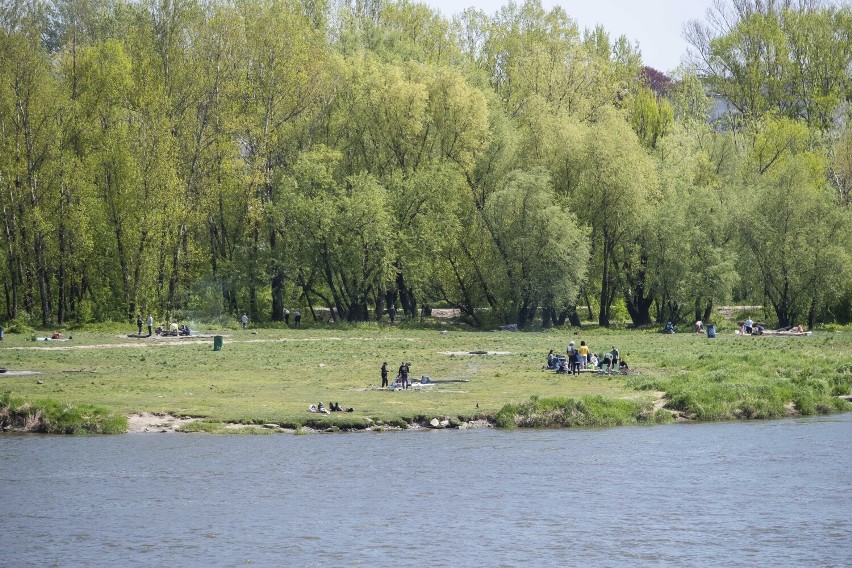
<box><xmin>127</xmin><ymin>412</ymin><xmax>200</xmax><ymax>433</ymax></box>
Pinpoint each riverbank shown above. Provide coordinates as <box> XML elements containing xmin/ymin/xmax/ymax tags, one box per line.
<box><xmin>1</xmin><ymin>324</ymin><xmax>850</xmax><ymax>434</ymax></box>
<box><xmin>125</xmin><ymin>411</ymin><xmax>497</xmax><ymax>433</ymax></box>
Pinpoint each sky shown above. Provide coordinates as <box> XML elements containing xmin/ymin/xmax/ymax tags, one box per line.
<box><xmin>424</xmin><ymin>0</ymin><xmax>717</xmax><ymax>74</ymax></box>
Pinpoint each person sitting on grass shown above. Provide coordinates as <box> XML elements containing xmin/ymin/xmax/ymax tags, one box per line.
<box><xmin>589</xmin><ymin>353</ymin><xmax>599</xmax><ymax>369</ymax></box>
<box><xmin>619</xmin><ymin>360</ymin><xmax>629</xmax><ymax>374</ymax></box>
<box><xmin>546</xmin><ymin>349</ymin><xmax>557</xmax><ymax>369</ymax></box>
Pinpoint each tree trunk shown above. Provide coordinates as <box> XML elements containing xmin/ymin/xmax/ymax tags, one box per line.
<box><xmin>623</xmin><ymin>253</ymin><xmax>653</xmax><ymax>327</ymax></box>
<box><xmin>35</xmin><ymin>233</ymin><xmax>51</xmax><ymax>327</ymax></box>
<box><xmin>248</xmin><ymin>224</ymin><xmax>258</xmax><ymax>320</ymax></box>
<box><xmin>517</xmin><ymin>301</ymin><xmax>530</xmax><ymax>329</ymax></box>
<box><xmin>270</xmin><ymin>229</ymin><xmax>284</xmax><ymax>321</ymax></box>
<box><xmin>624</xmin><ymin>291</ymin><xmax>653</xmax><ymax>327</ymax></box>
<box><xmin>396</xmin><ymin>270</ymin><xmax>417</xmax><ymax>318</ymax></box>
<box><xmin>57</xmin><ymin>222</ymin><xmax>66</xmax><ymax>325</ymax></box>
<box><xmin>375</xmin><ymin>287</ymin><xmax>385</xmax><ymax>322</ymax></box>
<box><xmin>807</xmin><ymin>297</ymin><xmax>816</xmax><ymax>330</ymax></box>
<box><xmin>598</xmin><ymin>241</ymin><xmax>613</xmax><ymax>327</ymax></box>
<box><xmin>541</xmin><ymin>304</ymin><xmax>552</xmax><ymax>328</ymax></box>
<box><xmin>702</xmin><ymin>300</ymin><xmax>713</xmax><ymax>325</ymax></box>
<box><xmin>566</xmin><ymin>305</ymin><xmax>581</xmax><ymax>327</ymax></box>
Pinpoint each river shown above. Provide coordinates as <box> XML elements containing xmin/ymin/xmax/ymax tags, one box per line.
<box><xmin>2</xmin><ymin>414</ymin><xmax>850</xmax><ymax>567</ymax></box>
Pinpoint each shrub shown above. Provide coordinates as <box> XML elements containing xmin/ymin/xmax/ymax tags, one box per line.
<box><xmin>495</xmin><ymin>395</ymin><xmax>666</xmax><ymax>429</ymax></box>
<box><xmin>0</xmin><ymin>392</ymin><xmax>127</xmax><ymax>434</ymax></box>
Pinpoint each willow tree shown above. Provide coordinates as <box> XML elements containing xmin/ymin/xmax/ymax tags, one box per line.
<box><xmin>739</xmin><ymin>152</ymin><xmax>852</xmax><ymax>328</ymax></box>
<box><xmin>319</xmin><ymin>54</ymin><xmax>490</xmax><ymax>317</ymax></box>
<box><xmin>277</xmin><ymin>147</ymin><xmax>395</xmax><ymax>322</ymax></box>
<box><xmin>482</xmin><ymin>168</ymin><xmax>588</xmax><ymax>327</ymax></box>
<box><xmin>570</xmin><ymin>107</ymin><xmax>655</xmax><ymax>327</ymax></box>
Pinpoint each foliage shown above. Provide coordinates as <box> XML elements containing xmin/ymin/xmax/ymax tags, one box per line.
<box><xmin>0</xmin><ymin>0</ymin><xmax>851</xmax><ymax>329</ymax></box>
<box><xmin>495</xmin><ymin>394</ymin><xmax>673</xmax><ymax>428</ymax></box>
<box><xmin>0</xmin><ymin>391</ymin><xmax>127</xmax><ymax>434</ymax></box>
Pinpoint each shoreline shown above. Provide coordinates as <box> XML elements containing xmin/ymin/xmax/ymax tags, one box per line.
<box><xmin>126</xmin><ymin>393</ymin><xmax>852</xmax><ymax>434</ymax></box>
<box><xmin>125</xmin><ymin>412</ymin><xmax>497</xmax><ymax>433</ymax></box>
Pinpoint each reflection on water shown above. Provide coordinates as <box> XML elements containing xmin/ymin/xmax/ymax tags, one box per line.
<box><xmin>2</xmin><ymin>414</ymin><xmax>850</xmax><ymax>566</ymax></box>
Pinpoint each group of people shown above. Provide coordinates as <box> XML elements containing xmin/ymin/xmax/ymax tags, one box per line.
<box><xmin>379</xmin><ymin>361</ymin><xmax>431</xmax><ymax>390</ymax></box>
<box><xmin>135</xmin><ymin>314</ymin><xmax>192</xmax><ymax>337</ymax></box>
<box><xmin>741</xmin><ymin>317</ymin><xmax>766</xmax><ymax>335</ymax></box>
<box><xmin>155</xmin><ymin>322</ymin><xmax>192</xmax><ymax>336</ymax></box>
<box><xmin>135</xmin><ymin>314</ymin><xmax>154</xmax><ymax>336</ymax></box>
<box><xmin>308</xmin><ymin>402</ymin><xmax>354</xmax><ymax>413</ymax></box>
<box><xmin>665</xmin><ymin>319</ymin><xmax>718</xmax><ymax>338</ymax></box>
<box><xmin>383</xmin><ymin>361</ymin><xmax>411</xmax><ymax>389</ymax></box>
<box><xmin>546</xmin><ymin>341</ymin><xmax>627</xmax><ymax>375</ymax></box>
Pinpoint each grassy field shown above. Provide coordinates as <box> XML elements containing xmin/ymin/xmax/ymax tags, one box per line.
<box><xmin>1</xmin><ymin>319</ymin><xmax>850</xmax><ymax>433</ymax></box>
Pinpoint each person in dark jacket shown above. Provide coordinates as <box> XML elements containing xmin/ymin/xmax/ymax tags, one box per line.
<box><xmin>572</xmin><ymin>348</ymin><xmax>582</xmax><ymax>375</ymax></box>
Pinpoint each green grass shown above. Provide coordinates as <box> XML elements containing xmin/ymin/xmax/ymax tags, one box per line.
<box><xmin>0</xmin><ymin>391</ymin><xmax>127</xmax><ymax>434</ymax></box>
<box><xmin>0</xmin><ymin>322</ymin><xmax>850</xmax><ymax>433</ymax></box>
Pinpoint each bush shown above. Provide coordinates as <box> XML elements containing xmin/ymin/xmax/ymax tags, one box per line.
<box><xmin>495</xmin><ymin>395</ymin><xmax>668</xmax><ymax>429</ymax></box>
<box><xmin>3</xmin><ymin>317</ymin><xmax>35</xmax><ymax>335</ymax></box>
<box><xmin>0</xmin><ymin>392</ymin><xmax>127</xmax><ymax>434</ymax></box>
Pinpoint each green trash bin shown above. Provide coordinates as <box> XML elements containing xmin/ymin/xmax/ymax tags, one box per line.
<box><xmin>213</xmin><ymin>335</ymin><xmax>223</xmax><ymax>351</ymax></box>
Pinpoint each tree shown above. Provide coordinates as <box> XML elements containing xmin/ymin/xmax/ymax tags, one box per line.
<box><xmin>235</xmin><ymin>0</ymin><xmax>329</xmax><ymax>321</ymax></box>
<box><xmin>739</xmin><ymin>152</ymin><xmax>852</xmax><ymax>328</ymax></box>
<box><xmin>482</xmin><ymin>168</ymin><xmax>588</xmax><ymax>327</ymax></box>
<box><xmin>568</xmin><ymin>107</ymin><xmax>655</xmax><ymax>326</ymax></box>
<box><xmin>685</xmin><ymin>0</ymin><xmax>852</xmax><ymax>128</ymax></box>
<box><xmin>0</xmin><ymin>25</ymin><xmax>64</xmax><ymax>324</ymax></box>
<box><xmin>277</xmin><ymin>147</ymin><xmax>394</xmax><ymax>321</ymax></box>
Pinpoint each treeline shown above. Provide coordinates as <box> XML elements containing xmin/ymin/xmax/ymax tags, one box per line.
<box><xmin>1</xmin><ymin>0</ymin><xmax>851</xmax><ymax>329</ymax></box>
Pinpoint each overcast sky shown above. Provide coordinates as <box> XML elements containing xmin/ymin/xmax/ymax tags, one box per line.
<box><xmin>424</xmin><ymin>0</ymin><xmax>716</xmax><ymax>74</ymax></box>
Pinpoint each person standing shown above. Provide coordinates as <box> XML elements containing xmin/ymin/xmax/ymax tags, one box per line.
<box><xmin>146</xmin><ymin>314</ymin><xmax>153</xmax><ymax>337</ymax></box>
<box><xmin>283</xmin><ymin>308</ymin><xmax>290</xmax><ymax>325</ymax></box>
<box><xmin>744</xmin><ymin>317</ymin><xmax>753</xmax><ymax>334</ymax></box>
<box><xmin>398</xmin><ymin>361</ymin><xmax>411</xmax><ymax>389</ymax></box>
<box><xmin>388</xmin><ymin>303</ymin><xmax>396</xmax><ymax>323</ymax></box>
<box><xmin>381</xmin><ymin>362</ymin><xmax>389</xmax><ymax>388</ymax></box>
<box><xmin>578</xmin><ymin>341</ymin><xmax>589</xmax><ymax>368</ymax></box>
<box><xmin>571</xmin><ymin>349</ymin><xmax>582</xmax><ymax>375</ymax></box>
<box><xmin>294</xmin><ymin>310</ymin><xmax>301</xmax><ymax>328</ymax></box>
<box><xmin>136</xmin><ymin>315</ymin><xmax>143</xmax><ymax>335</ymax></box>
<box><xmin>610</xmin><ymin>346</ymin><xmax>619</xmax><ymax>370</ymax></box>
<box><xmin>241</xmin><ymin>313</ymin><xmax>248</xmax><ymax>329</ymax></box>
